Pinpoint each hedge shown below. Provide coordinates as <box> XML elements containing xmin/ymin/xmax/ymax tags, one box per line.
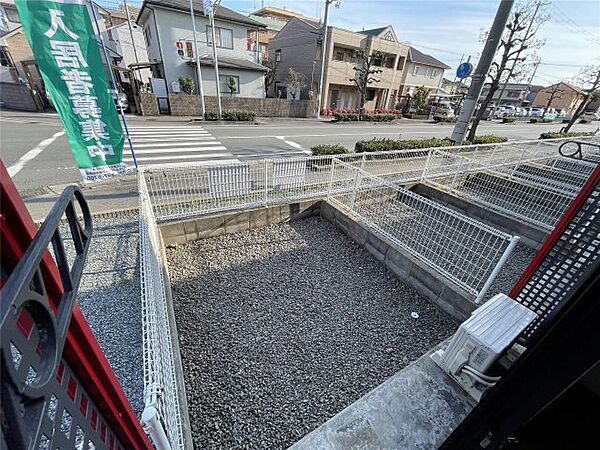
<box><xmin>466</xmin><ymin>135</ymin><xmax>508</xmax><ymax>145</ymax></box>
<box><xmin>221</xmin><ymin>110</ymin><xmax>257</xmax><ymax>121</ymax></box>
<box><xmin>355</xmin><ymin>137</ymin><xmax>453</xmax><ymax>153</ymax></box>
<box><xmin>310</xmin><ymin>144</ymin><xmax>349</xmax><ymax>156</ymax></box>
<box><xmin>334</xmin><ymin>113</ymin><xmax>397</xmax><ymax>122</ymax></box>
<box><xmin>530</xmin><ymin>118</ymin><xmax>553</xmax><ymax>123</ymax></box>
<box><xmin>539</xmin><ymin>131</ymin><xmax>594</xmax><ymax>140</ymax></box>
<box><xmin>502</xmin><ymin>116</ymin><xmax>516</xmax><ymax>123</ymax></box>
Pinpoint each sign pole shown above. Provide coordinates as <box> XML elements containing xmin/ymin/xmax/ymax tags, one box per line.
<box><xmin>190</xmin><ymin>0</ymin><xmax>206</xmax><ymax>117</ymax></box>
<box><xmin>89</xmin><ymin>0</ymin><xmax>138</xmax><ymax>168</ymax></box>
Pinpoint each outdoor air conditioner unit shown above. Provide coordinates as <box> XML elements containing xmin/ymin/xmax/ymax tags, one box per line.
<box><xmin>431</xmin><ymin>293</ymin><xmax>537</xmax><ymax>400</ymax></box>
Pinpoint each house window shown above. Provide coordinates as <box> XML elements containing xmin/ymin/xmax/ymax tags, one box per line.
<box><xmin>366</xmin><ymin>89</ymin><xmax>376</xmax><ymax>101</ymax></box>
<box><xmin>207</xmin><ymin>26</ymin><xmax>234</xmax><ymax>49</ymax></box>
<box><xmin>413</xmin><ymin>65</ymin><xmax>419</xmax><ymax>76</ymax></box>
<box><xmin>334</xmin><ymin>50</ymin><xmax>344</xmax><ymax>61</ymax></box>
<box><xmin>0</xmin><ymin>47</ymin><xmax>14</xmax><ymax>67</ymax></box>
<box><xmin>4</xmin><ymin>6</ymin><xmax>20</xmax><ymax>23</ymax></box>
<box><xmin>431</xmin><ymin>69</ymin><xmax>438</xmax><ymax>77</ymax></box>
<box><xmin>275</xmin><ymin>49</ymin><xmax>281</xmax><ymax>61</ymax></box>
<box><xmin>219</xmin><ymin>75</ymin><xmax>240</xmax><ymax>95</ymax></box>
<box><xmin>397</xmin><ymin>56</ymin><xmax>405</xmax><ymax>71</ymax></box>
<box><xmin>506</xmin><ymin>91</ymin><xmax>521</xmax><ymax>98</ymax></box>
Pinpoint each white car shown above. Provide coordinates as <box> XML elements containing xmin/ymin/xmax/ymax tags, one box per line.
<box><xmin>529</xmin><ymin>107</ymin><xmax>545</xmax><ymax>118</ymax></box>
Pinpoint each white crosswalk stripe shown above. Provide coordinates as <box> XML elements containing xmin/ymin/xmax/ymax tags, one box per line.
<box><xmin>123</xmin><ymin>125</ymin><xmax>237</xmax><ymax>165</ymax></box>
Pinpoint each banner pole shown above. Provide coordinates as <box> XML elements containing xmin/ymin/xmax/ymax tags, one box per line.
<box><xmin>88</xmin><ymin>0</ymin><xmax>138</xmax><ymax>169</ymax></box>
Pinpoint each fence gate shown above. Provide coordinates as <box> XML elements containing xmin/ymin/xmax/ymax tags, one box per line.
<box><xmin>0</xmin><ymin>162</ymin><xmax>151</xmax><ymax>450</ymax></box>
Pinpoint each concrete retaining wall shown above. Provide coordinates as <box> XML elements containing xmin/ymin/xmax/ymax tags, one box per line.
<box><xmin>320</xmin><ymin>202</ymin><xmax>475</xmax><ymax>321</ymax></box>
<box><xmin>159</xmin><ymin>200</ymin><xmax>321</xmax><ymax>246</ymax></box>
<box><xmin>0</xmin><ymin>82</ymin><xmax>38</xmax><ymax>112</ymax></box>
<box><xmin>413</xmin><ymin>183</ymin><xmax>545</xmax><ymax>249</ymax></box>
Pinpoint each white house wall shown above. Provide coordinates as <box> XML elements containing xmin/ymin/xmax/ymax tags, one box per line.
<box><xmin>151</xmin><ymin>7</ymin><xmax>263</xmax><ymax>97</ymax></box>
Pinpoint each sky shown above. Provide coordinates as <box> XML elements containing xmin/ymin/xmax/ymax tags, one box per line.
<box><xmin>104</xmin><ymin>0</ymin><xmax>600</xmax><ymax>87</ymax></box>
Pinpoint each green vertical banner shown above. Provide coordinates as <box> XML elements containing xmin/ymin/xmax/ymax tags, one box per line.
<box><xmin>15</xmin><ymin>0</ymin><xmax>133</xmax><ymax>183</ymax></box>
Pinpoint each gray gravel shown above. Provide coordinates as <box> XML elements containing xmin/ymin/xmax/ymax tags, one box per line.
<box><xmin>167</xmin><ymin>217</ymin><xmax>458</xmax><ymax>449</ymax></box>
<box><xmin>482</xmin><ymin>243</ymin><xmax>537</xmax><ymax>302</ymax></box>
<box><xmin>65</xmin><ymin>213</ymin><xmax>144</xmax><ymax>415</ymax></box>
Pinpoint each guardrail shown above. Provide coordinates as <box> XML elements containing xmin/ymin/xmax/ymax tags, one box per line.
<box><xmin>328</xmin><ymin>159</ymin><xmax>519</xmax><ymax>303</ymax></box>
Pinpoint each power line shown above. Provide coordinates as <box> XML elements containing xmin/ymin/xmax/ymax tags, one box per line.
<box><xmin>550</xmin><ymin>4</ymin><xmax>600</xmax><ymax>46</ymax></box>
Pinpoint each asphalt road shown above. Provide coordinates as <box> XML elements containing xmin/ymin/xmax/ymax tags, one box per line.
<box><xmin>2</xmin><ymin>109</ymin><xmax>597</xmax><ymax>196</ymax></box>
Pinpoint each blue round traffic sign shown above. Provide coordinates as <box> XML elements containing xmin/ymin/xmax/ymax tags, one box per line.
<box><xmin>456</xmin><ymin>62</ymin><xmax>474</xmax><ymax>79</ymax></box>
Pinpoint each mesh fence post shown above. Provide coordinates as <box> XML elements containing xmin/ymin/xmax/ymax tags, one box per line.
<box><xmin>475</xmin><ymin>235</ymin><xmax>521</xmax><ymax>304</ymax></box>
<box><xmin>420</xmin><ymin>148</ymin><xmax>434</xmax><ymax>180</ymax></box>
<box><xmin>264</xmin><ymin>159</ymin><xmax>269</xmax><ymax>206</ymax></box>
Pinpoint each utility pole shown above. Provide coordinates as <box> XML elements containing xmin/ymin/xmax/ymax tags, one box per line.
<box><xmin>490</xmin><ymin>0</ymin><xmax>545</xmax><ymax>119</ymax></box>
<box><xmin>523</xmin><ymin>60</ymin><xmax>540</xmax><ymax>104</ymax></box>
<box><xmin>316</xmin><ymin>0</ymin><xmax>337</xmax><ymax>119</ymax></box>
<box><xmin>190</xmin><ymin>0</ymin><xmax>206</xmax><ymax>117</ymax></box>
<box><xmin>451</xmin><ymin>0</ymin><xmax>515</xmax><ymax>144</ymax></box>
<box><xmin>209</xmin><ymin>2</ymin><xmax>223</xmax><ymax>118</ymax></box>
<box><xmin>123</xmin><ymin>0</ymin><xmax>139</xmax><ymax>65</ymax></box>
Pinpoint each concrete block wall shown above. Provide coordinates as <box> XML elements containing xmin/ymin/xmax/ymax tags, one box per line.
<box><xmin>0</xmin><ymin>82</ymin><xmax>38</xmax><ymax>112</ymax></box>
<box><xmin>159</xmin><ymin>200</ymin><xmax>321</xmax><ymax>246</ymax></box>
<box><xmin>139</xmin><ymin>92</ymin><xmax>159</xmax><ymax>116</ymax></box>
<box><xmin>321</xmin><ymin>201</ymin><xmax>476</xmax><ymax>321</ymax></box>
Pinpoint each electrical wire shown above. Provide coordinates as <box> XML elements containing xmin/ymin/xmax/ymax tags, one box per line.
<box><xmin>463</xmin><ymin>365</ymin><xmax>501</xmax><ymax>382</ymax></box>
<box><xmin>461</xmin><ymin>367</ymin><xmax>497</xmax><ymax>387</ymax></box>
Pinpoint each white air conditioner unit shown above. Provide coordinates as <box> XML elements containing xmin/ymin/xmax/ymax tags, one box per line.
<box><xmin>431</xmin><ymin>293</ymin><xmax>537</xmax><ymax>400</ymax></box>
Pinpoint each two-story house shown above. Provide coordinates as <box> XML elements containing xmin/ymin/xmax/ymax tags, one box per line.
<box><xmin>137</xmin><ymin>0</ymin><xmax>268</xmax><ymax>98</ymax></box>
<box><xmin>397</xmin><ymin>47</ymin><xmax>450</xmax><ymax>99</ymax></box>
<box><xmin>269</xmin><ymin>20</ymin><xmax>409</xmax><ymax>110</ymax></box>
<box><xmin>479</xmin><ymin>82</ymin><xmax>544</xmax><ymax>108</ymax></box>
<box><xmin>532</xmin><ymin>82</ymin><xmax>586</xmax><ymax>114</ymax></box>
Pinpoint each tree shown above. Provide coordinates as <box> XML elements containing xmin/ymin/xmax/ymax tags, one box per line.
<box><xmin>264</xmin><ymin>58</ymin><xmax>279</xmax><ymax>97</ymax></box>
<box><xmin>543</xmin><ymin>82</ymin><xmax>568</xmax><ymax>111</ymax></box>
<box><xmin>285</xmin><ymin>68</ymin><xmax>306</xmax><ymax>100</ymax></box>
<box><xmin>412</xmin><ymin>86</ymin><xmax>430</xmax><ymax>112</ymax></box>
<box><xmin>563</xmin><ymin>65</ymin><xmax>600</xmax><ymax>132</ymax></box>
<box><xmin>178</xmin><ymin>76</ymin><xmax>194</xmax><ymax>95</ymax></box>
<box><xmin>467</xmin><ymin>1</ymin><xmax>549</xmax><ymax>141</ymax></box>
<box><xmin>350</xmin><ymin>49</ymin><xmax>383</xmax><ymax>120</ymax></box>
<box><xmin>227</xmin><ymin>76</ymin><xmax>236</xmax><ymax>97</ymax></box>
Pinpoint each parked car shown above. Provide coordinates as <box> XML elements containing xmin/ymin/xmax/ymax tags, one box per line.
<box><xmin>110</xmin><ymin>89</ymin><xmax>129</xmax><ymax>112</ymax></box>
<box><xmin>582</xmin><ymin>111</ymin><xmax>600</xmax><ymax>121</ymax></box>
<box><xmin>429</xmin><ymin>101</ymin><xmax>455</xmax><ymax>119</ymax></box>
<box><xmin>522</xmin><ymin>107</ymin><xmax>532</xmax><ymax>117</ymax></box>
<box><xmin>499</xmin><ymin>105</ymin><xmax>516</xmax><ymax>117</ymax></box>
<box><xmin>529</xmin><ymin>107</ymin><xmax>545</xmax><ymax>118</ymax></box>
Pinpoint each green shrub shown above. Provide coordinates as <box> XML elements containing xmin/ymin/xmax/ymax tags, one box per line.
<box><xmin>204</xmin><ymin>112</ymin><xmax>219</xmax><ymax>120</ymax></box>
<box><xmin>466</xmin><ymin>135</ymin><xmax>508</xmax><ymax>145</ymax></box>
<box><xmin>221</xmin><ymin>110</ymin><xmax>257</xmax><ymax>121</ymax></box>
<box><xmin>529</xmin><ymin>118</ymin><xmax>539</xmax><ymax>123</ymax></box>
<box><xmin>579</xmin><ymin>118</ymin><xmax>590</xmax><ymax>124</ymax></box>
<box><xmin>178</xmin><ymin>76</ymin><xmax>194</xmax><ymax>95</ymax></box>
<box><xmin>355</xmin><ymin>137</ymin><xmax>453</xmax><ymax>153</ymax></box>
<box><xmin>539</xmin><ymin>131</ymin><xmax>594</xmax><ymax>140</ymax></box>
<box><xmin>334</xmin><ymin>113</ymin><xmax>397</xmax><ymax>122</ymax></box>
<box><xmin>310</xmin><ymin>144</ymin><xmax>349</xmax><ymax>156</ymax></box>
<box><xmin>502</xmin><ymin>116</ymin><xmax>516</xmax><ymax>123</ymax></box>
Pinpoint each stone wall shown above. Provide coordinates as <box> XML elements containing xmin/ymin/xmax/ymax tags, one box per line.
<box><xmin>166</xmin><ymin>93</ymin><xmax>317</xmax><ymax>118</ymax></box>
<box><xmin>0</xmin><ymin>82</ymin><xmax>38</xmax><ymax>112</ymax></box>
<box><xmin>139</xmin><ymin>92</ymin><xmax>159</xmax><ymax>116</ymax></box>
<box><xmin>168</xmin><ymin>93</ymin><xmax>201</xmax><ymax>116</ymax></box>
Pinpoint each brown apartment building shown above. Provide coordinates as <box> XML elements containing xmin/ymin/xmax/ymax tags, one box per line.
<box><xmin>532</xmin><ymin>82</ymin><xmax>586</xmax><ymax>114</ymax></box>
<box><xmin>268</xmin><ymin>19</ymin><xmax>448</xmax><ymax>110</ymax></box>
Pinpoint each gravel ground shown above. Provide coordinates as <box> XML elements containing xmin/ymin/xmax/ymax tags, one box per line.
<box><xmin>64</xmin><ymin>213</ymin><xmax>144</xmax><ymax>415</ymax></box>
<box><xmin>482</xmin><ymin>242</ymin><xmax>537</xmax><ymax>302</ymax></box>
<box><xmin>167</xmin><ymin>217</ymin><xmax>458</xmax><ymax>449</ymax></box>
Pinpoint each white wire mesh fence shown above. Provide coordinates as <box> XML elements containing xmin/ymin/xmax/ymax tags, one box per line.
<box><xmin>142</xmin><ymin>137</ymin><xmax>592</xmax><ymax>223</ymax></box>
<box><xmin>328</xmin><ymin>159</ymin><xmax>518</xmax><ymax>302</ymax></box>
<box><xmin>139</xmin><ymin>172</ymin><xmax>186</xmax><ymax>450</ymax></box>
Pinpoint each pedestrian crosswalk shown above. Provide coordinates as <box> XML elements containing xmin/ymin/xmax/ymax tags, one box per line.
<box><xmin>123</xmin><ymin>126</ymin><xmax>239</xmax><ymax>166</ymax></box>
<box><xmin>122</xmin><ymin>125</ymin><xmax>311</xmax><ymax>166</ymax></box>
